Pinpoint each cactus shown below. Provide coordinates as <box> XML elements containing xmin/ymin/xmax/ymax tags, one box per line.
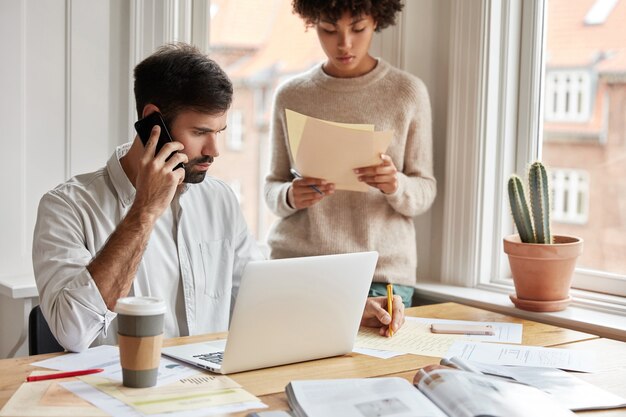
<box><xmin>529</xmin><ymin>162</ymin><xmax>552</xmax><ymax>244</ymax></box>
<box><xmin>507</xmin><ymin>161</ymin><xmax>553</xmax><ymax>244</ymax></box>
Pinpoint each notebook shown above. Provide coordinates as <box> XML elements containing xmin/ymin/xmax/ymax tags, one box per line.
<box><xmin>162</xmin><ymin>251</ymin><xmax>378</xmax><ymax>374</ymax></box>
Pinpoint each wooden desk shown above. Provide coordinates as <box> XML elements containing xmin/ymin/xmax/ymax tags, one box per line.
<box><xmin>1</xmin><ymin>302</ymin><xmax>622</xmax><ymax>416</ymax></box>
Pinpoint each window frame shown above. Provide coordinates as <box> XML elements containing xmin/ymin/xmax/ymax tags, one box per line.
<box><xmin>439</xmin><ymin>0</ymin><xmax>626</xmax><ymax>301</ymax></box>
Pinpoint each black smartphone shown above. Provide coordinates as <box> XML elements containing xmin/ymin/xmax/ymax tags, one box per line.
<box><xmin>134</xmin><ymin>112</ymin><xmax>184</xmax><ymax>170</ymax></box>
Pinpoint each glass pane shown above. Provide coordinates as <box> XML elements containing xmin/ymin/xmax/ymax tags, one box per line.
<box><xmin>207</xmin><ymin>0</ymin><xmax>325</xmax><ymax>240</ymax></box>
<box><xmin>542</xmin><ymin>0</ymin><xmax>626</xmax><ymax>275</ymax></box>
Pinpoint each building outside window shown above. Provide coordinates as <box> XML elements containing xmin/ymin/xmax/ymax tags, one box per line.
<box><xmin>207</xmin><ymin>0</ymin><xmax>325</xmax><ymax>240</ymax></box>
<box><xmin>550</xmin><ymin>168</ymin><xmax>590</xmax><ymax>225</ymax></box>
<box><xmin>542</xmin><ymin>0</ymin><xmax>626</xmax><ymax>279</ymax></box>
<box><xmin>544</xmin><ymin>70</ymin><xmax>592</xmax><ymax>123</ymax></box>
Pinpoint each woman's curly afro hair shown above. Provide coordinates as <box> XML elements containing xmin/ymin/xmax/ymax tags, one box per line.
<box><xmin>292</xmin><ymin>0</ymin><xmax>404</xmax><ymax>32</ymax></box>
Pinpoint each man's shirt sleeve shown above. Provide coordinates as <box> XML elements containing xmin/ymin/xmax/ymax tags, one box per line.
<box><xmin>32</xmin><ymin>191</ymin><xmax>116</xmax><ymax>352</ymax></box>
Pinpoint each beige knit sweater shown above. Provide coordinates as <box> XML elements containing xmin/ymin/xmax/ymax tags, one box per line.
<box><xmin>264</xmin><ymin>59</ymin><xmax>436</xmax><ymax>286</ymax></box>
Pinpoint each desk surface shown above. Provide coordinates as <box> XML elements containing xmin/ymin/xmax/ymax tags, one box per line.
<box><xmin>0</xmin><ymin>302</ymin><xmax>622</xmax><ymax>416</ymax></box>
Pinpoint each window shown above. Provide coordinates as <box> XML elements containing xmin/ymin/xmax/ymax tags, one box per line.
<box><xmin>550</xmin><ymin>169</ymin><xmax>589</xmax><ymax>224</ymax></box>
<box><xmin>442</xmin><ymin>0</ymin><xmax>626</xmax><ymax>299</ymax></box>
<box><xmin>207</xmin><ymin>0</ymin><xmax>325</xmax><ymax>240</ymax></box>
<box><xmin>226</xmin><ymin>110</ymin><xmax>244</xmax><ymax>151</ymax></box>
<box><xmin>542</xmin><ymin>0</ymin><xmax>626</xmax><ymax>294</ymax></box>
<box><xmin>544</xmin><ymin>70</ymin><xmax>591</xmax><ymax>122</ymax></box>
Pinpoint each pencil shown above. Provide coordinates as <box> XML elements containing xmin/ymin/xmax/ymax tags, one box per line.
<box><xmin>386</xmin><ymin>284</ymin><xmax>394</xmax><ymax>337</ymax></box>
<box><xmin>26</xmin><ymin>368</ymin><xmax>104</xmax><ymax>382</ymax></box>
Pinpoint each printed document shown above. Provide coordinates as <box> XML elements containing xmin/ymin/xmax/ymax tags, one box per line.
<box><xmin>469</xmin><ymin>362</ymin><xmax>626</xmax><ymax>411</ymax></box>
<box><xmin>445</xmin><ymin>341</ymin><xmax>596</xmax><ymax>372</ymax></box>
<box><xmin>81</xmin><ymin>373</ymin><xmax>261</xmax><ymax>415</ymax></box>
<box><xmin>61</xmin><ymin>380</ymin><xmax>266</xmax><ymax>417</ymax></box>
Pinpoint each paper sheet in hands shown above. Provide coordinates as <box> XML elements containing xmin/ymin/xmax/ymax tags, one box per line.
<box><xmin>286</xmin><ymin>109</ymin><xmax>393</xmax><ymax>192</ymax></box>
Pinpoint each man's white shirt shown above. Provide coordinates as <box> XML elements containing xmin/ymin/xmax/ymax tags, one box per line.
<box><xmin>32</xmin><ymin>143</ymin><xmax>263</xmax><ymax>352</ymax></box>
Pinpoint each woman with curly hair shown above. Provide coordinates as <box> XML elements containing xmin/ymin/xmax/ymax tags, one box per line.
<box><xmin>264</xmin><ymin>0</ymin><xmax>436</xmax><ymax>330</ymax></box>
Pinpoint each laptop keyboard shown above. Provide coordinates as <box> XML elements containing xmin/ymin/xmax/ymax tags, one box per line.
<box><xmin>193</xmin><ymin>351</ymin><xmax>224</xmax><ymax>365</ymax></box>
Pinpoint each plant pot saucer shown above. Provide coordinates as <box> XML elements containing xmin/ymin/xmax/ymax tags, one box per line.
<box><xmin>509</xmin><ymin>294</ymin><xmax>571</xmax><ymax>312</ymax></box>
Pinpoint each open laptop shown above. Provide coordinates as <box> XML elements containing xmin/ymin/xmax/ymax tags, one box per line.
<box><xmin>162</xmin><ymin>251</ymin><xmax>378</xmax><ymax>374</ymax></box>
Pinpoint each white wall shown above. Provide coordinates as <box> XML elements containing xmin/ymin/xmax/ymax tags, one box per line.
<box><xmin>403</xmin><ymin>1</ymin><xmax>451</xmax><ymax>282</ymax></box>
<box><xmin>0</xmin><ymin>0</ymin><xmax>131</xmax><ymax>358</ymax></box>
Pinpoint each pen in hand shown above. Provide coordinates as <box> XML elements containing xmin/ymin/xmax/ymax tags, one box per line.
<box><xmin>290</xmin><ymin>168</ymin><xmax>324</xmax><ymax>195</ymax></box>
<box><xmin>387</xmin><ymin>284</ymin><xmax>394</xmax><ymax>337</ymax></box>
<box><xmin>26</xmin><ymin>368</ymin><xmax>104</xmax><ymax>382</ymax></box>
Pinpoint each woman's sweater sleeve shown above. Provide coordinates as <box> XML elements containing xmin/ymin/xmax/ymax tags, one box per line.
<box><xmin>384</xmin><ymin>79</ymin><xmax>437</xmax><ymax>217</ymax></box>
<box><xmin>264</xmin><ymin>89</ymin><xmax>299</xmax><ymax>218</ymax></box>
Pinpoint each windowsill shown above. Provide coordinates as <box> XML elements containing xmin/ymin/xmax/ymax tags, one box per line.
<box><xmin>414</xmin><ymin>282</ymin><xmax>626</xmax><ymax>342</ymax></box>
<box><xmin>0</xmin><ymin>274</ymin><xmax>38</xmax><ymax>299</ymax></box>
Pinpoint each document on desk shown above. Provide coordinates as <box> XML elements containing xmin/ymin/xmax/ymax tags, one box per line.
<box><xmin>31</xmin><ymin>345</ymin><xmax>197</xmax><ymax>387</ymax></box>
<box><xmin>286</xmin><ymin>109</ymin><xmax>393</xmax><ymax>192</ymax></box>
<box><xmin>79</xmin><ymin>373</ymin><xmax>262</xmax><ymax>415</ymax></box>
<box><xmin>0</xmin><ymin>371</ymin><xmax>107</xmax><ymax>416</ymax></box>
<box><xmin>445</xmin><ymin>341</ymin><xmax>596</xmax><ymax>372</ymax></box>
<box><xmin>355</xmin><ymin>321</ymin><xmax>462</xmax><ymax>357</ymax></box>
<box><xmin>469</xmin><ymin>362</ymin><xmax>626</xmax><ymax>411</ymax></box>
<box><xmin>61</xmin><ymin>380</ymin><xmax>266</xmax><ymax>417</ymax></box>
<box><xmin>407</xmin><ymin>317</ymin><xmax>524</xmax><ymax>343</ymax></box>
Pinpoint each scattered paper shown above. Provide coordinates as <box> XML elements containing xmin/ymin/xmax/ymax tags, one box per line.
<box><xmin>406</xmin><ymin>317</ymin><xmax>524</xmax><ymax>344</ymax></box>
<box><xmin>81</xmin><ymin>374</ymin><xmax>261</xmax><ymax>415</ymax></box>
<box><xmin>31</xmin><ymin>345</ymin><xmax>197</xmax><ymax>387</ymax></box>
<box><xmin>61</xmin><ymin>381</ymin><xmax>266</xmax><ymax>417</ymax></box>
<box><xmin>355</xmin><ymin>321</ymin><xmax>461</xmax><ymax>357</ymax></box>
<box><xmin>469</xmin><ymin>362</ymin><xmax>626</xmax><ymax>411</ymax></box>
<box><xmin>445</xmin><ymin>341</ymin><xmax>596</xmax><ymax>372</ymax></box>
<box><xmin>352</xmin><ymin>347</ymin><xmax>405</xmax><ymax>359</ymax></box>
<box><xmin>0</xmin><ymin>371</ymin><xmax>106</xmax><ymax>416</ymax></box>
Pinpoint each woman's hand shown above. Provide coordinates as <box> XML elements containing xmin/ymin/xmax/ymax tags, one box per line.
<box><xmin>360</xmin><ymin>295</ymin><xmax>405</xmax><ymax>337</ymax></box>
<box><xmin>287</xmin><ymin>177</ymin><xmax>335</xmax><ymax>209</ymax></box>
<box><xmin>354</xmin><ymin>154</ymin><xmax>398</xmax><ymax>194</ymax></box>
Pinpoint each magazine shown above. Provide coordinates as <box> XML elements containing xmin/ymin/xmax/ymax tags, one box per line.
<box><xmin>285</xmin><ymin>369</ymin><xmax>576</xmax><ymax>417</ymax></box>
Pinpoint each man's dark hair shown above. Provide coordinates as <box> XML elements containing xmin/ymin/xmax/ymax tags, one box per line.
<box><xmin>292</xmin><ymin>0</ymin><xmax>403</xmax><ymax>31</ymax></box>
<box><xmin>134</xmin><ymin>43</ymin><xmax>233</xmax><ymax>123</ymax></box>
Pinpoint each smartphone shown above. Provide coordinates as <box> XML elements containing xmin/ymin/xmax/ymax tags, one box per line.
<box><xmin>430</xmin><ymin>323</ymin><xmax>495</xmax><ymax>335</ymax></box>
<box><xmin>134</xmin><ymin>112</ymin><xmax>184</xmax><ymax>170</ymax></box>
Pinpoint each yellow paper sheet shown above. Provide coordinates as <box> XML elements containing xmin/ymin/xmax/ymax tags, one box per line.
<box><xmin>82</xmin><ymin>373</ymin><xmax>261</xmax><ymax>415</ymax></box>
<box><xmin>285</xmin><ymin>109</ymin><xmax>374</xmax><ymax>159</ymax></box>
<box><xmin>355</xmin><ymin>321</ymin><xmax>463</xmax><ymax>358</ymax></box>
<box><xmin>0</xmin><ymin>372</ymin><xmax>106</xmax><ymax>417</ymax></box>
<box><xmin>288</xmin><ymin>112</ymin><xmax>392</xmax><ymax>192</ymax></box>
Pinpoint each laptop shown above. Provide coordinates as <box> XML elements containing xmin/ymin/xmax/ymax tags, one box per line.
<box><xmin>162</xmin><ymin>251</ymin><xmax>378</xmax><ymax>374</ymax></box>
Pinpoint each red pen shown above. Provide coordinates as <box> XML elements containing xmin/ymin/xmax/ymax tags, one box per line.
<box><xmin>26</xmin><ymin>368</ymin><xmax>104</xmax><ymax>382</ymax></box>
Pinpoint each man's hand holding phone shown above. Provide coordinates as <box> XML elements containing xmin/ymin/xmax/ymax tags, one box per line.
<box><xmin>132</xmin><ymin>124</ymin><xmax>188</xmax><ymax>223</ymax></box>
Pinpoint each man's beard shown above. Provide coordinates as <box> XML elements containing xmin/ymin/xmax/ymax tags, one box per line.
<box><xmin>183</xmin><ymin>155</ymin><xmax>214</xmax><ymax>184</ymax></box>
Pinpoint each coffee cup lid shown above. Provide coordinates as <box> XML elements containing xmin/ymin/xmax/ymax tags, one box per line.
<box><xmin>115</xmin><ymin>296</ymin><xmax>166</xmax><ymax>316</ymax></box>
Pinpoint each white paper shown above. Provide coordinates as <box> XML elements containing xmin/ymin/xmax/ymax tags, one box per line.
<box><xmin>61</xmin><ymin>381</ymin><xmax>266</xmax><ymax>417</ymax></box>
<box><xmin>31</xmin><ymin>345</ymin><xmax>198</xmax><ymax>386</ymax></box>
<box><xmin>468</xmin><ymin>362</ymin><xmax>626</xmax><ymax>411</ymax></box>
<box><xmin>418</xmin><ymin>369</ymin><xmax>575</xmax><ymax>417</ymax></box>
<box><xmin>445</xmin><ymin>341</ymin><xmax>596</xmax><ymax>372</ymax></box>
<box><xmin>352</xmin><ymin>347</ymin><xmax>405</xmax><ymax>359</ymax></box>
<box><xmin>407</xmin><ymin>317</ymin><xmax>523</xmax><ymax>344</ymax></box>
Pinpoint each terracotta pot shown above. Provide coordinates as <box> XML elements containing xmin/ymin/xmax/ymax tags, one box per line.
<box><xmin>503</xmin><ymin>234</ymin><xmax>583</xmax><ymax>311</ymax></box>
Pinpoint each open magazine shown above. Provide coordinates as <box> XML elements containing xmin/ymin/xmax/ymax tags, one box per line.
<box><xmin>285</xmin><ymin>370</ymin><xmax>576</xmax><ymax>417</ymax></box>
